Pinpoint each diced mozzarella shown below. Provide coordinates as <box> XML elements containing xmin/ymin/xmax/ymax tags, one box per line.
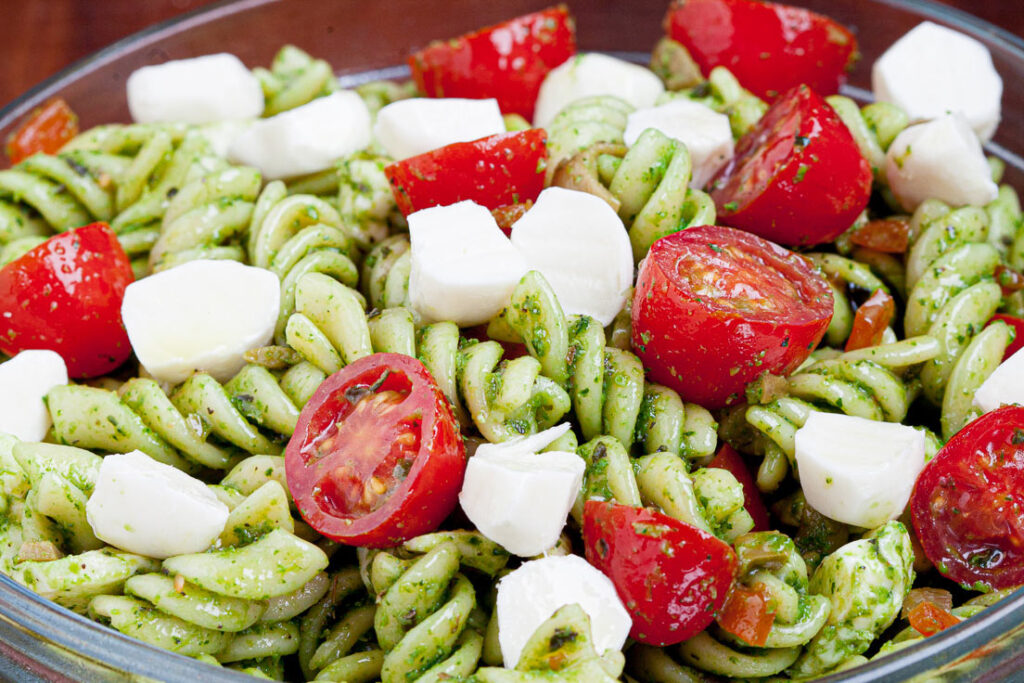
<box><xmin>624</xmin><ymin>100</ymin><xmax>734</xmax><ymax>189</ymax></box>
<box><xmin>481</xmin><ymin>423</ymin><xmax>572</xmax><ymax>458</ymax></box>
<box><xmin>195</xmin><ymin>119</ymin><xmax>255</xmax><ymax>159</ymax></box>
<box><xmin>229</xmin><ymin>91</ymin><xmax>371</xmax><ymax>179</ymax></box>
<box><xmin>533</xmin><ymin>53</ymin><xmax>665</xmax><ymax>128</ymax></box>
<box><xmin>127</xmin><ymin>53</ymin><xmax>263</xmax><ymax>125</ymax></box>
<box><xmin>974</xmin><ymin>346</ymin><xmax>1024</xmax><ymax>414</ymax></box>
<box><xmin>86</xmin><ymin>451</ymin><xmax>229</xmax><ymax>558</ymax></box>
<box><xmin>0</xmin><ymin>350</ymin><xmax>67</xmax><ymax>442</ymax></box>
<box><xmin>497</xmin><ymin>555</ymin><xmax>631</xmax><ymax>668</ymax></box>
<box><xmin>510</xmin><ymin>187</ymin><xmax>633</xmax><ymax>326</ymax></box>
<box><xmin>373</xmin><ymin>98</ymin><xmax>505</xmax><ymax>161</ymax></box>
<box><xmin>795</xmin><ymin>412</ymin><xmax>925</xmax><ymax>529</ymax></box>
<box><xmin>872</xmin><ymin>21</ymin><xmax>1002</xmax><ymax>142</ymax></box>
<box><xmin>884</xmin><ymin>113</ymin><xmax>998</xmax><ymax>212</ymax></box>
<box><xmin>459</xmin><ymin>426</ymin><xmax>583</xmax><ymax>557</ymax></box>
<box><xmin>121</xmin><ymin>260</ymin><xmax>280</xmax><ymax>385</ymax></box>
<box><xmin>408</xmin><ymin>201</ymin><xmax>529</xmax><ymax>326</ymax></box>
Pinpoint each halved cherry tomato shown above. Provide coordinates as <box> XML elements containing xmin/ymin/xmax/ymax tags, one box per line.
<box><xmin>910</xmin><ymin>405</ymin><xmax>1024</xmax><ymax>590</ymax></box>
<box><xmin>908</xmin><ymin>601</ymin><xmax>961</xmax><ymax>637</ymax></box>
<box><xmin>583</xmin><ymin>500</ymin><xmax>737</xmax><ymax>646</ymax></box>
<box><xmin>285</xmin><ymin>353</ymin><xmax>465</xmax><ymax>548</ymax></box>
<box><xmin>845</xmin><ymin>290</ymin><xmax>895</xmax><ymax>352</ymax></box>
<box><xmin>663</xmin><ymin>0</ymin><xmax>857</xmax><ymax>100</ymax></box>
<box><xmin>5</xmin><ymin>98</ymin><xmax>79</xmax><ymax>164</ymax></box>
<box><xmin>409</xmin><ymin>6</ymin><xmax>576</xmax><ymax>120</ymax></box>
<box><xmin>0</xmin><ymin>223</ymin><xmax>133</xmax><ymax>377</ymax></box>
<box><xmin>385</xmin><ymin>129</ymin><xmax>548</xmax><ymax>216</ymax></box>
<box><xmin>716</xmin><ymin>584</ymin><xmax>773</xmax><ymax>646</ymax></box>
<box><xmin>989</xmin><ymin>313</ymin><xmax>1024</xmax><ymax>361</ymax></box>
<box><xmin>847</xmin><ymin>218</ymin><xmax>911</xmax><ymax>254</ymax></box>
<box><xmin>710</xmin><ymin>85</ymin><xmax>873</xmax><ymax>247</ymax></box>
<box><xmin>708</xmin><ymin>444</ymin><xmax>771</xmax><ymax>531</ymax></box>
<box><xmin>631</xmin><ymin>225</ymin><xmax>832</xmax><ymax>409</ymax></box>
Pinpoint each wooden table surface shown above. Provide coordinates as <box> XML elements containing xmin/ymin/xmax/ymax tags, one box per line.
<box><xmin>0</xmin><ymin>0</ymin><xmax>1020</xmax><ymax>109</ymax></box>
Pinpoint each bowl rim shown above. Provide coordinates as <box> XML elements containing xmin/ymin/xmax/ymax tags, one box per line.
<box><xmin>0</xmin><ymin>0</ymin><xmax>1023</xmax><ymax>680</ymax></box>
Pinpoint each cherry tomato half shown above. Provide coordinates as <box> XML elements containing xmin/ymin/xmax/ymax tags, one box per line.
<box><xmin>708</xmin><ymin>444</ymin><xmax>771</xmax><ymax>531</ymax></box>
<box><xmin>0</xmin><ymin>222</ymin><xmax>134</xmax><ymax>378</ymax></box>
<box><xmin>5</xmin><ymin>98</ymin><xmax>79</xmax><ymax>164</ymax></box>
<box><xmin>710</xmin><ymin>84</ymin><xmax>873</xmax><ymax>247</ymax></box>
<box><xmin>583</xmin><ymin>500</ymin><xmax>737</xmax><ymax>646</ymax></box>
<box><xmin>911</xmin><ymin>405</ymin><xmax>1024</xmax><ymax>590</ymax></box>
<box><xmin>989</xmin><ymin>314</ymin><xmax>1024</xmax><ymax>361</ymax></box>
<box><xmin>385</xmin><ymin>129</ymin><xmax>548</xmax><ymax>216</ymax></box>
<box><xmin>285</xmin><ymin>353</ymin><xmax>466</xmax><ymax>548</ymax></box>
<box><xmin>632</xmin><ymin>225</ymin><xmax>833</xmax><ymax>409</ymax></box>
<box><xmin>663</xmin><ymin>0</ymin><xmax>858</xmax><ymax>100</ymax></box>
<box><xmin>409</xmin><ymin>5</ymin><xmax>576</xmax><ymax>120</ymax></box>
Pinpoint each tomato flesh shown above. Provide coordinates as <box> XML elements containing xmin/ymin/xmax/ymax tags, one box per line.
<box><xmin>716</xmin><ymin>584</ymin><xmax>773</xmax><ymax>647</ymax></box>
<box><xmin>286</xmin><ymin>353</ymin><xmax>466</xmax><ymax>548</ymax></box>
<box><xmin>708</xmin><ymin>444</ymin><xmax>771</xmax><ymax>531</ymax></box>
<box><xmin>385</xmin><ymin>129</ymin><xmax>548</xmax><ymax>216</ymax></box>
<box><xmin>848</xmin><ymin>218</ymin><xmax>911</xmax><ymax>254</ymax></box>
<box><xmin>845</xmin><ymin>290</ymin><xmax>895</xmax><ymax>352</ymax></box>
<box><xmin>5</xmin><ymin>98</ymin><xmax>79</xmax><ymax>164</ymax></box>
<box><xmin>632</xmin><ymin>225</ymin><xmax>832</xmax><ymax>409</ymax></box>
<box><xmin>583</xmin><ymin>500</ymin><xmax>737</xmax><ymax>646</ymax></box>
<box><xmin>908</xmin><ymin>601</ymin><xmax>960</xmax><ymax>637</ymax></box>
<box><xmin>0</xmin><ymin>222</ymin><xmax>134</xmax><ymax>378</ymax></box>
<box><xmin>710</xmin><ymin>85</ymin><xmax>873</xmax><ymax>246</ymax></box>
<box><xmin>408</xmin><ymin>5</ymin><xmax>576</xmax><ymax>120</ymax></box>
<box><xmin>910</xmin><ymin>406</ymin><xmax>1024</xmax><ymax>590</ymax></box>
<box><xmin>663</xmin><ymin>0</ymin><xmax>858</xmax><ymax>100</ymax></box>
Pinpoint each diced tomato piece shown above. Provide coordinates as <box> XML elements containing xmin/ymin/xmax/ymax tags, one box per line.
<box><xmin>708</xmin><ymin>444</ymin><xmax>771</xmax><ymax>531</ymax></box>
<box><xmin>908</xmin><ymin>601</ymin><xmax>961</xmax><ymax>637</ymax></box>
<box><xmin>848</xmin><ymin>218</ymin><xmax>910</xmax><ymax>254</ymax></box>
<box><xmin>5</xmin><ymin>98</ymin><xmax>79</xmax><ymax>164</ymax></box>
<box><xmin>490</xmin><ymin>201</ymin><xmax>532</xmax><ymax>236</ymax></box>
<box><xmin>845</xmin><ymin>290</ymin><xmax>895</xmax><ymax>352</ymax></box>
<box><xmin>716</xmin><ymin>584</ymin><xmax>774</xmax><ymax>646</ymax></box>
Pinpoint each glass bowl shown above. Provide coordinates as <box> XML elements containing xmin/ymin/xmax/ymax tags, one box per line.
<box><xmin>0</xmin><ymin>0</ymin><xmax>1022</xmax><ymax>680</ymax></box>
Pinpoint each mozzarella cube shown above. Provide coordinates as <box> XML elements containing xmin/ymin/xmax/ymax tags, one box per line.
<box><xmin>86</xmin><ymin>451</ymin><xmax>229</xmax><ymax>558</ymax></box>
<box><xmin>497</xmin><ymin>555</ymin><xmax>631</xmax><ymax>668</ymax></box>
<box><xmin>374</xmin><ymin>98</ymin><xmax>505</xmax><ymax>161</ymax></box>
<box><xmin>533</xmin><ymin>53</ymin><xmax>665</xmax><ymax>128</ymax></box>
<box><xmin>885</xmin><ymin>113</ymin><xmax>998</xmax><ymax>212</ymax></box>
<box><xmin>795</xmin><ymin>412</ymin><xmax>925</xmax><ymax>529</ymax></box>
<box><xmin>974</xmin><ymin>346</ymin><xmax>1024</xmax><ymax>414</ymax></box>
<box><xmin>511</xmin><ymin>188</ymin><xmax>633</xmax><ymax>326</ymax></box>
<box><xmin>121</xmin><ymin>260</ymin><xmax>280</xmax><ymax>385</ymax></box>
<box><xmin>624</xmin><ymin>100</ymin><xmax>734</xmax><ymax>189</ymax></box>
<box><xmin>229</xmin><ymin>91</ymin><xmax>371</xmax><ymax>179</ymax></box>
<box><xmin>872</xmin><ymin>21</ymin><xmax>1002</xmax><ymax>142</ymax></box>
<box><xmin>0</xmin><ymin>350</ymin><xmax>68</xmax><ymax>442</ymax></box>
<box><xmin>408</xmin><ymin>200</ymin><xmax>529</xmax><ymax>326</ymax></box>
<box><xmin>459</xmin><ymin>425</ymin><xmax>583</xmax><ymax>556</ymax></box>
<box><xmin>127</xmin><ymin>53</ymin><xmax>263</xmax><ymax>124</ymax></box>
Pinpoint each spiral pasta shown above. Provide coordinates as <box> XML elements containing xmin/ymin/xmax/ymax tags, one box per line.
<box><xmin>546</xmin><ymin>95</ymin><xmax>634</xmax><ymax>173</ymax></box>
<box><xmin>656</xmin><ymin>58</ymin><xmax>767</xmax><ymax>138</ymax></box>
<box><xmin>826</xmin><ymin>96</ymin><xmax>909</xmax><ymax>181</ymax></box>
<box><xmin>254</xmin><ymin>45</ymin><xmax>339</xmax><ymax>117</ymax></box>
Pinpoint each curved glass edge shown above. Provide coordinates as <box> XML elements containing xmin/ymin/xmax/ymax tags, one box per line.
<box><xmin>0</xmin><ymin>0</ymin><xmax>1019</xmax><ymax>680</ymax></box>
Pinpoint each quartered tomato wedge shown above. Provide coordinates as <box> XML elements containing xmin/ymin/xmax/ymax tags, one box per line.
<box><xmin>385</xmin><ymin>129</ymin><xmax>548</xmax><ymax>216</ymax></box>
<box><xmin>0</xmin><ymin>222</ymin><xmax>134</xmax><ymax>378</ymax></box>
<box><xmin>286</xmin><ymin>353</ymin><xmax>465</xmax><ymax>548</ymax></box>
<box><xmin>5</xmin><ymin>98</ymin><xmax>79</xmax><ymax>164</ymax></box>
<box><xmin>911</xmin><ymin>405</ymin><xmax>1024</xmax><ymax>591</ymax></box>
<box><xmin>710</xmin><ymin>84</ymin><xmax>873</xmax><ymax>247</ymax></box>
<box><xmin>632</xmin><ymin>225</ymin><xmax>833</xmax><ymax>409</ymax></box>
<box><xmin>409</xmin><ymin>5</ymin><xmax>576</xmax><ymax>120</ymax></box>
<box><xmin>708</xmin><ymin>444</ymin><xmax>771</xmax><ymax>531</ymax></box>
<box><xmin>663</xmin><ymin>0</ymin><xmax>858</xmax><ymax>100</ymax></box>
<box><xmin>583</xmin><ymin>500</ymin><xmax>737</xmax><ymax>646</ymax></box>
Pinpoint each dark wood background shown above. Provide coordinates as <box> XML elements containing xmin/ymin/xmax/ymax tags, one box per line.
<box><xmin>0</xmin><ymin>0</ymin><xmax>1020</xmax><ymax>108</ymax></box>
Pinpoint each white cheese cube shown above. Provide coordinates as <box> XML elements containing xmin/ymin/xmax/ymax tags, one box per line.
<box><xmin>974</xmin><ymin>346</ymin><xmax>1024</xmax><ymax>414</ymax></box>
<box><xmin>229</xmin><ymin>91</ymin><xmax>371</xmax><ymax>180</ymax></box>
<box><xmin>121</xmin><ymin>260</ymin><xmax>280</xmax><ymax>385</ymax></box>
<box><xmin>795</xmin><ymin>412</ymin><xmax>925</xmax><ymax>529</ymax></box>
<box><xmin>511</xmin><ymin>187</ymin><xmax>633</xmax><ymax>326</ymax></box>
<box><xmin>373</xmin><ymin>98</ymin><xmax>505</xmax><ymax>161</ymax></box>
<box><xmin>0</xmin><ymin>350</ymin><xmax>68</xmax><ymax>442</ymax></box>
<box><xmin>127</xmin><ymin>53</ymin><xmax>263</xmax><ymax>124</ymax></box>
<box><xmin>624</xmin><ymin>100</ymin><xmax>734</xmax><ymax>189</ymax></box>
<box><xmin>497</xmin><ymin>555</ymin><xmax>631</xmax><ymax>668</ymax></box>
<box><xmin>885</xmin><ymin>113</ymin><xmax>998</xmax><ymax>212</ymax></box>
<box><xmin>533</xmin><ymin>53</ymin><xmax>665</xmax><ymax>128</ymax></box>
<box><xmin>872</xmin><ymin>21</ymin><xmax>1002</xmax><ymax>142</ymax></box>
<box><xmin>86</xmin><ymin>451</ymin><xmax>229</xmax><ymax>559</ymax></box>
<box><xmin>408</xmin><ymin>200</ymin><xmax>529</xmax><ymax>326</ymax></box>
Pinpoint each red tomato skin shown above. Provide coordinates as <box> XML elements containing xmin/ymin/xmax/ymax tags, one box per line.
<box><xmin>409</xmin><ymin>6</ymin><xmax>576</xmax><ymax>120</ymax></box>
<box><xmin>663</xmin><ymin>0</ymin><xmax>857</xmax><ymax>100</ymax></box>
<box><xmin>989</xmin><ymin>314</ymin><xmax>1024</xmax><ymax>361</ymax></box>
<box><xmin>631</xmin><ymin>225</ymin><xmax>832</xmax><ymax>409</ymax></box>
<box><xmin>286</xmin><ymin>353</ymin><xmax>466</xmax><ymax>548</ymax></box>
<box><xmin>385</xmin><ymin>129</ymin><xmax>548</xmax><ymax>216</ymax></box>
<box><xmin>5</xmin><ymin>98</ymin><xmax>79</xmax><ymax>164</ymax></box>
<box><xmin>0</xmin><ymin>223</ymin><xmax>133</xmax><ymax>378</ymax></box>
<box><xmin>710</xmin><ymin>85</ymin><xmax>872</xmax><ymax>247</ymax></box>
<box><xmin>583</xmin><ymin>500</ymin><xmax>737</xmax><ymax>645</ymax></box>
<box><xmin>910</xmin><ymin>405</ymin><xmax>1024</xmax><ymax>591</ymax></box>
<box><xmin>708</xmin><ymin>444</ymin><xmax>771</xmax><ymax>531</ymax></box>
